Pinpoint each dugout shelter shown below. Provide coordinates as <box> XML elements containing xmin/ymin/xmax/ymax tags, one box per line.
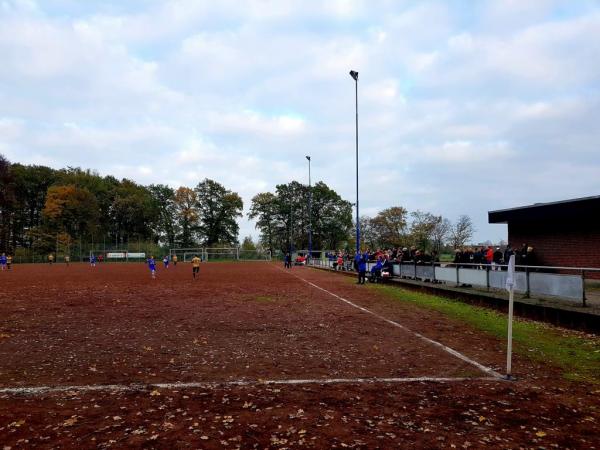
<box><xmin>488</xmin><ymin>195</ymin><xmax>600</xmax><ymax>270</ymax></box>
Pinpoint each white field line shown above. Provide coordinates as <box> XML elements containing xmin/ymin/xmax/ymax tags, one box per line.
<box><xmin>282</xmin><ymin>267</ymin><xmax>503</xmax><ymax>379</ymax></box>
<box><xmin>0</xmin><ymin>376</ymin><xmax>501</xmax><ymax>396</ymax></box>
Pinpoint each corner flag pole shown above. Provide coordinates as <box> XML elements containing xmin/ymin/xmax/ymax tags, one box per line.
<box><xmin>505</xmin><ymin>254</ymin><xmax>516</xmax><ymax>379</ymax></box>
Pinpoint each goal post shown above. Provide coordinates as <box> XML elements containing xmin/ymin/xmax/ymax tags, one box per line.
<box><xmin>238</xmin><ymin>249</ymin><xmax>272</xmax><ymax>261</ymax></box>
<box><xmin>168</xmin><ymin>247</ymin><xmax>272</xmax><ymax>262</ymax></box>
<box><xmin>204</xmin><ymin>247</ymin><xmax>238</xmax><ymax>262</ymax></box>
<box><xmin>170</xmin><ymin>248</ymin><xmax>205</xmax><ymax>262</ymax></box>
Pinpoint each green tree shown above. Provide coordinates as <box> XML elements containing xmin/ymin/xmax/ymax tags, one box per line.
<box><xmin>274</xmin><ymin>181</ymin><xmax>306</xmax><ymax>252</ymax></box>
<box><xmin>10</xmin><ymin>163</ymin><xmax>57</xmax><ymax>248</ymax></box>
<box><xmin>194</xmin><ymin>179</ymin><xmax>243</xmax><ymax>246</ymax></box>
<box><xmin>248</xmin><ymin>192</ymin><xmax>278</xmax><ymax>252</ymax></box>
<box><xmin>0</xmin><ymin>155</ymin><xmax>16</xmax><ymax>253</ymax></box>
<box><xmin>251</xmin><ymin>180</ymin><xmax>352</xmax><ymax>252</ymax></box>
<box><xmin>310</xmin><ymin>181</ymin><xmax>352</xmax><ymax>250</ymax></box>
<box><xmin>408</xmin><ymin>210</ymin><xmax>439</xmax><ymax>251</ymax></box>
<box><xmin>55</xmin><ymin>168</ymin><xmax>119</xmax><ymax>236</ymax></box>
<box><xmin>42</xmin><ymin>185</ymin><xmax>100</xmax><ymax>237</ymax></box>
<box><xmin>371</xmin><ymin>206</ymin><xmax>408</xmax><ymax>248</ymax></box>
<box><xmin>241</xmin><ymin>235</ymin><xmax>256</xmax><ymax>251</ymax></box>
<box><xmin>356</xmin><ymin>215</ymin><xmax>377</xmax><ymax>250</ymax></box>
<box><xmin>109</xmin><ymin>180</ymin><xmax>157</xmax><ymax>242</ymax></box>
<box><xmin>174</xmin><ymin>187</ymin><xmax>199</xmax><ymax>247</ymax></box>
<box><xmin>148</xmin><ymin>184</ymin><xmax>178</xmax><ymax>246</ymax></box>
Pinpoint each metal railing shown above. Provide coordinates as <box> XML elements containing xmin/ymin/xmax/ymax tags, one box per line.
<box><xmin>310</xmin><ymin>259</ymin><xmax>600</xmax><ymax>307</ymax></box>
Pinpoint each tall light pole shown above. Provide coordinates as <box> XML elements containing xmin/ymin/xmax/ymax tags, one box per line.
<box><xmin>349</xmin><ymin>69</ymin><xmax>360</xmax><ymax>256</ymax></box>
<box><xmin>306</xmin><ymin>155</ymin><xmax>312</xmax><ymax>261</ymax></box>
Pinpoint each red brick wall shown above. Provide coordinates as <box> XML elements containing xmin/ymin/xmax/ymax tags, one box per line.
<box><xmin>508</xmin><ymin>222</ymin><xmax>600</xmax><ymax>277</ymax></box>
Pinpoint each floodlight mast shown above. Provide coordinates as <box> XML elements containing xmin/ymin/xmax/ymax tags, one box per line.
<box><xmin>349</xmin><ymin>70</ymin><xmax>359</xmax><ymax>256</ymax></box>
<box><xmin>306</xmin><ymin>155</ymin><xmax>312</xmax><ymax>262</ymax></box>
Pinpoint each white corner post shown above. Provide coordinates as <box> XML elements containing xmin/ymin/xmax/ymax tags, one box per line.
<box><xmin>505</xmin><ymin>254</ymin><xmax>516</xmax><ymax>380</ymax></box>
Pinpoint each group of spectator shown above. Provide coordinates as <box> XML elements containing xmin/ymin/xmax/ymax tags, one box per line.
<box><xmin>325</xmin><ymin>242</ymin><xmax>537</xmax><ymax>274</ymax></box>
<box><xmin>453</xmin><ymin>243</ymin><xmax>535</xmax><ymax>270</ymax></box>
<box><xmin>326</xmin><ymin>247</ymin><xmax>440</xmax><ymax>268</ymax></box>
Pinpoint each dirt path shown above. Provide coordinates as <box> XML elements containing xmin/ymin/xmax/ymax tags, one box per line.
<box><xmin>0</xmin><ymin>262</ymin><xmax>598</xmax><ymax>448</ymax></box>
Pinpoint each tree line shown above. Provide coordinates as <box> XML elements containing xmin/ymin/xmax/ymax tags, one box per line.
<box><xmin>249</xmin><ymin>181</ymin><xmax>353</xmax><ymax>252</ymax></box>
<box><xmin>0</xmin><ymin>154</ymin><xmax>243</xmax><ymax>255</ymax></box>
<box><xmin>0</xmin><ymin>153</ymin><xmax>476</xmax><ymax>258</ymax></box>
<box><xmin>249</xmin><ymin>183</ymin><xmax>475</xmax><ymax>254</ymax></box>
<box><xmin>358</xmin><ymin>208</ymin><xmax>475</xmax><ymax>254</ymax></box>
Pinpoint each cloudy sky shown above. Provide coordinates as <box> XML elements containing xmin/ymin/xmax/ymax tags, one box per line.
<box><xmin>1</xmin><ymin>0</ymin><xmax>599</xmax><ymax>243</ymax></box>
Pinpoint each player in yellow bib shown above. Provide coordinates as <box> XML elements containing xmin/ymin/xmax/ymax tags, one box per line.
<box><xmin>191</xmin><ymin>255</ymin><xmax>201</xmax><ymax>279</ymax></box>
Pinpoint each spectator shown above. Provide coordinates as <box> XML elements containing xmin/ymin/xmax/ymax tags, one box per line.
<box><xmin>453</xmin><ymin>249</ymin><xmax>462</xmax><ymax>265</ymax></box>
<box><xmin>504</xmin><ymin>244</ymin><xmax>514</xmax><ymax>267</ymax></box>
<box><xmin>369</xmin><ymin>257</ymin><xmax>383</xmax><ymax>282</ymax></box>
<box><xmin>526</xmin><ymin>246</ymin><xmax>536</xmax><ymax>267</ymax></box>
<box><xmin>485</xmin><ymin>246</ymin><xmax>493</xmax><ymax>267</ymax></box>
<box><xmin>402</xmin><ymin>247</ymin><xmax>410</xmax><ymax>262</ymax></box>
<box><xmin>473</xmin><ymin>247</ymin><xmax>483</xmax><ymax>268</ymax></box>
<box><xmin>355</xmin><ymin>251</ymin><xmax>367</xmax><ymax>284</ymax></box>
<box><xmin>519</xmin><ymin>243</ymin><xmax>528</xmax><ymax>264</ymax></box>
<box><xmin>492</xmin><ymin>247</ymin><xmax>503</xmax><ymax>270</ymax></box>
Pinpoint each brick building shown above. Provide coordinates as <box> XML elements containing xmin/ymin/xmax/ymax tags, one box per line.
<box><xmin>488</xmin><ymin>196</ymin><xmax>600</xmax><ymax>269</ymax></box>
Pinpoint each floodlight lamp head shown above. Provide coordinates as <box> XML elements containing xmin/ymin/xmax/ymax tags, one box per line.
<box><xmin>349</xmin><ymin>70</ymin><xmax>358</xmax><ymax>81</ymax></box>
<box><xmin>306</xmin><ymin>155</ymin><xmax>311</xmax><ymax>161</ymax></box>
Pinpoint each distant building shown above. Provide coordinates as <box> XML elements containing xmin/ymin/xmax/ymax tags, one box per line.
<box><xmin>488</xmin><ymin>196</ymin><xmax>600</xmax><ymax>269</ymax></box>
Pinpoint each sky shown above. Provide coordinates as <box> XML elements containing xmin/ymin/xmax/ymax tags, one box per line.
<box><xmin>1</xmin><ymin>0</ymin><xmax>599</xmax><ymax>244</ymax></box>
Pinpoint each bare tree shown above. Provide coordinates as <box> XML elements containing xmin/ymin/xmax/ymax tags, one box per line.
<box><xmin>450</xmin><ymin>215</ymin><xmax>475</xmax><ymax>248</ymax></box>
<box><xmin>431</xmin><ymin>217</ymin><xmax>452</xmax><ymax>253</ymax></box>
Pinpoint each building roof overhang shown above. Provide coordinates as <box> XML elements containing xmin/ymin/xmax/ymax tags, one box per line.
<box><xmin>488</xmin><ymin>195</ymin><xmax>600</xmax><ymax>224</ymax></box>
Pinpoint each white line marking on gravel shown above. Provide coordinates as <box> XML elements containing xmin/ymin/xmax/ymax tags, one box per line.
<box><xmin>281</xmin><ymin>266</ymin><xmax>503</xmax><ymax>379</ymax></box>
<box><xmin>0</xmin><ymin>376</ymin><xmax>501</xmax><ymax>396</ymax></box>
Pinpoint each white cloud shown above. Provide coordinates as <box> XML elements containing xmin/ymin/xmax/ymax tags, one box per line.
<box><xmin>1</xmin><ymin>1</ymin><xmax>599</xmax><ymax>244</ymax></box>
<box><xmin>206</xmin><ymin>110</ymin><xmax>307</xmax><ymax>137</ymax></box>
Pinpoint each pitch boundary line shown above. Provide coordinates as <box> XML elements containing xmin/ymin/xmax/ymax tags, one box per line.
<box><xmin>0</xmin><ymin>376</ymin><xmax>502</xmax><ymax>396</ymax></box>
<box><xmin>280</xmin><ymin>266</ymin><xmax>503</xmax><ymax>379</ymax></box>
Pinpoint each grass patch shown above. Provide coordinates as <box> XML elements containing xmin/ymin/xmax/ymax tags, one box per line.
<box><xmin>253</xmin><ymin>295</ymin><xmax>275</xmax><ymax>303</ymax></box>
<box><xmin>370</xmin><ymin>284</ymin><xmax>600</xmax><ymax>384</ymax></box>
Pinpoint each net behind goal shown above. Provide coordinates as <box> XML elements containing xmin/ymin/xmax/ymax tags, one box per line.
<box><xmin>204</xmin><ymin>247</ymin><xmax>237</xmax><ymax>261</ymax></box>
<box><xmin>169</xmin><ymin>247</ymin><xmax>272</xmax><ymax>262</ymax></box>
<box><xmin>170</xmin><ymin>248</ymin><xmax>204</xmax><ymax>262</ymax></box>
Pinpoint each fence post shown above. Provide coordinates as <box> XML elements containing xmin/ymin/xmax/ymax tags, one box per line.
<box><xmin>486</xmin><ymin>265</ymin><xmax>490</xmax><ymax>291</ymax></box>
<box><xmin>525</xmin><ymin>267</ymin><xmax>530</xmax><ymax>298</ymax></box>
<box><xmin>456</xmin><ymin>265</ymin><xmax>460</xmax><ymax>287</ymax></box>
<box><xmin>581</xmin><ymin>270</ymin><xmax>587</xmax><ymax>307</ymax></box>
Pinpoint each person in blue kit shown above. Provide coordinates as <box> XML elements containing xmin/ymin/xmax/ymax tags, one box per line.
<box><xmin>369</xmin><ymin>257</ymin><xmax>383</xmax><ymax>282</ymax></box>
<box><xmin>0</xmin><ymin>253</ymin><xmax>7</xmax><ymax>271</ymax></box>
<box><xmin>355</xmin><ymin>250</ymin><xmax>367</xmax><ymax>284</ymax></box>
<box><xmin>147</xmin><ymin>255</ymin><xmax>157</xmax><ymax>279</ymax></box>
<box><xmin>89</xmin><ymin>254</ymin><xmax>96</xmax><ymax>267</ymax></box>
<box><xmin>163</xmin><ymin>255</ymin><xmax>169</xmax><ymax>269</ymax></box>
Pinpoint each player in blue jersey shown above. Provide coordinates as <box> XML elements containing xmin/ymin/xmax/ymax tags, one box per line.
<box><xmin>147</xmin><ymin>255</ymin><xmax>156</xmax><ymax>279</ymax></box>
<box><xmin>163</xmin><ymin>255</ymin><xmax>169</xmax><ymax>269</ymax></box>
<box><xmin>89</xmin><ymin>254</ymin><xmax>96</xmax><ymax>267</ymax></box>
<box><xmin>0</xmin><ymin>253</ymin><xmax>6</xmax><ymax>271</ymax></box>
